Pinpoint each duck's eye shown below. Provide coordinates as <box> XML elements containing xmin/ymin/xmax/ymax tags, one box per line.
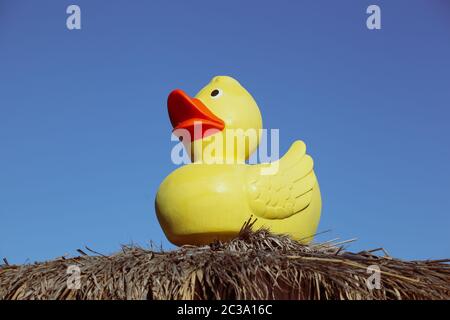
<box><xmin>210</xmin><ymin>89</ymin><xmax>222</xmax><ymax>98</ymax></box>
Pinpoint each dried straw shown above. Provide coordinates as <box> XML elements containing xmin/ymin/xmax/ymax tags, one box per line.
<box><xmin>1</xmin><ymin>219</ymin><xmax>449</xmax><ymax>300</ymax></box>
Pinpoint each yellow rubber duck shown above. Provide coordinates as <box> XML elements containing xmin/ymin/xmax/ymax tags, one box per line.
<box><xmin>156</xmin><ymin>76</ymin><xmax>322</xmax><ymax>246</ymax></box>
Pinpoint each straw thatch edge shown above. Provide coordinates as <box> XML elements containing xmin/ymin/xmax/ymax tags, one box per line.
<box><xmin>1</xmin><ymin>220</ymin><xmax>449</xmax><ymax>300</ymax></box>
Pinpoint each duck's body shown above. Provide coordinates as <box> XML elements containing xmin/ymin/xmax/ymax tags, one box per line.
<box><xmin>156</xmin><ymin>76</ymin><xmax>322</xmax><ymax>246</ymax></box>
<box><xmin>156</xmin><ymin>141</ymin><xmax>321</xmax><ymax>246</ymax></box>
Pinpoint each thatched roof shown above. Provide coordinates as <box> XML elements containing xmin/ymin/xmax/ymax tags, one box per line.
<box><xmin>1</xmin><ymin>221</ymin><xmax>449</xmax><ymax>300</ymax></box>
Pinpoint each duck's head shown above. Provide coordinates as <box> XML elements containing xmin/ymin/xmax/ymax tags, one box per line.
<box><xmin>168</xmin><ymin>76</ymin><xmax>263</xmax><ymax>163</ymax></box>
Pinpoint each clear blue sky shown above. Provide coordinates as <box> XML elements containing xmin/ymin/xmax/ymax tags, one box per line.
<box><xmin>1</xmin><ymin>0</ymin><xmax>449</xmax><ymax>263</ymax></box>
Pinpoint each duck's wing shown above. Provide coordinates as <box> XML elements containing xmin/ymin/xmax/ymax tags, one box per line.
<box><xmin>246</xmin><ymin>140</ymin><xmax>317</xmax><ymax>220</ymax></box>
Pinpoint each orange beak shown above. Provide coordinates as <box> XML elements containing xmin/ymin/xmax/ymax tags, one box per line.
<box><xmin>167</xmin><ymin>89</ymin><xmax>225</xmax><ymax>142</ymax></box>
